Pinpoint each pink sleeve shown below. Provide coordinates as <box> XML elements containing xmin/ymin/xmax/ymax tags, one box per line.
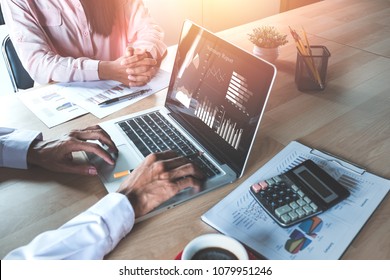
<box><xmin>126</xmin><ymin>0</ymin><xmax>167</xmax><ymax>59</ymax></box>
<box><xmin>1</xmin><ymin>0</ymin><xmax>100</xmax><ymax>84</ymax></box>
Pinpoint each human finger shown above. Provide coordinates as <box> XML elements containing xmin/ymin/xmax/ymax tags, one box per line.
<box><xmin>133</xmin><ymin>48</ymin><xmax>146</xmax><ymax>55</ymax></box>
<box><xmin>127</xmin><ymin>76</ymin><xmax>151</xmax><ymax>87</ymax></box>
<box><xmin>125</xmin><ymin>46</ymin><xmax>134</xmax><ymax>56</ymax></box>
<box><xmin>65</xmin><ymin>140</ymin><xmax>116</xmax><ymax>165</ymax></box>
<box><xmin>82</xmin><ymin>125</ymin><xmax>111</xmax><ymax>139</ymax></box>
<box><xmin>126</xmin><ymin>64</ymin><xmax>157</xmax><ymax>76</ymax></box>
<box><xmin>127</xmin><ymin>69</ymin><xmax>157</xmax><ymax>87</ymax></box>
<box><xmin>120</xmin><ymin>53</ymin><xmax>150</xmax><ymax>66</ymax></box>
<box><xmin>174</xmin><ymin>176</ymin><xmax>203</xmax><ymax>193</ymax></box>
<box><xmin>157</xmin><ymin>161</ymin><xmax>205</xmax><ymax>181</ymax></box>
<box><xmin>143</xmin><ymin>150</ymin><xmax>180</xmax><ymax>164</ymax></box>
<box><xmin>49</xmin><ymin>161</ymin><xmax>99</xmax><ymax>176</ymax></box>
<box><xmin>69</xmin><ymin>127</ymin><xmax>118</xmax><ymax>154</ymax></box>
<box><xmin>72</xmin><ymin>126</ymin><xmax>112</xmax><ymax>142</ymax></box>
<box><xmin>125</xmin><ymin>57</ymin><xmax>157</xmax><ymax>69</ymax></box>
<box><xmin>149</xmin><ymin>154</ymin><xmax>205</xmax><ymax>180</ymax></box>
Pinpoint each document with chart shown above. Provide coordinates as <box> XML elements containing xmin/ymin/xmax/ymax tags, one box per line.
<box><xmin>201</xmin><ymin>141</ymin><xmax>390</xmax><ymax>259</ymax></box>
<box><xmin>57</xmin><ymin>69</ymin><xmax>170</xmax><ymax>118</ymax></box>
<box><xmin>18</xmin><ymin>84</ymin><xmax>88</xmax><ymax>128</ymax></box>
<box><xmin>18</xmin><ymin>69</ymin><xmax>170</xmax><ymax>127</ymax></box>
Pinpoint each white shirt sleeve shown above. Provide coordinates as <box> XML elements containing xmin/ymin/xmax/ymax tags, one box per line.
<box><xmin>0</xmin><ymin>127</ymin><xmax>42</xmax><ymax>169</ymax></box>
<box><xmin>4</xmin><ymin>193</ymin><xmax>135</xmax><ymax>260</ymax></box>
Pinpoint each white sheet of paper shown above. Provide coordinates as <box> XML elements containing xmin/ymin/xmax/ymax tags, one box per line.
<box><xmin>18</xmin><ymin>85</ymin><xmax>87</xmax><ymax>128</ymax></box>
<box><xmin>57</xmin><ymin>69</ymin><xmax>171</xmax><ymax>118</ymax></box>
<box><xmin>17</xmin><ymin>69</ymin><xmax>171</xmax><ymax>127</ymax></box>
<box><xmin>201</xmin><ymin>141</ymin><xmax>390</xmax><ymax>260</ymax></box>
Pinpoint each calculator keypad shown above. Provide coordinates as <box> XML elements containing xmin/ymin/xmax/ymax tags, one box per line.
<box><xmin>251</xmin><ymin>175</ymin><xmax>319</xmax><ymax>226</ymax></box>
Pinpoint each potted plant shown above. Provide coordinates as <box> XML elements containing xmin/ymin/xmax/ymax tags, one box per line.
<box><xmin>248</xmin><ymin>26</ymin><xmax>288</xmax><ymax>62</ymax></box>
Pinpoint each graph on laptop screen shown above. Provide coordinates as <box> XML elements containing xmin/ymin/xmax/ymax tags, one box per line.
<box><xmin>166</xmin><ymin>22</ymin><xmax>274</xmax><ymax>173</ymax></box>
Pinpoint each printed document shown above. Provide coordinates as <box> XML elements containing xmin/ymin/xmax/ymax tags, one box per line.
<box><xmin>202</xmin><ymin>141</ymin><xmax>390</xmax><ymax>259</ymax></box>
<box><xmin>18</xmin><ymin>84</ymin><xmax>87</xmax><ymax>128</ymax></box>
<box><xmin>57</xmin><ymin>69</ymin><xmax>170</xmax><ymax>118</ymax></box>
<box><xmin>18</xmin><ymin>69</ymin><xmax>170</xmax><ymax>127</ymax></box>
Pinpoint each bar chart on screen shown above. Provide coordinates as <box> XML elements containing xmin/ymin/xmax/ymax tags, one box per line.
<box><xmin>195</xmin><ymin>96</ymin><xmax>244</xmax><ymax>149</ymax></box>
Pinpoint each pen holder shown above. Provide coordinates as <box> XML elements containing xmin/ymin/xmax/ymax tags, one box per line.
<box><xmin>295</xmin><ymin>45</ymin><xmax>330</xmax><ymax>91</ymax></box>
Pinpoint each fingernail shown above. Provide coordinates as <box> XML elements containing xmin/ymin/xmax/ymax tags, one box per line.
<box><xmin>88</xmin><ymin>167</ymin><xmax>98</xmax><ymax>175</ymax></box>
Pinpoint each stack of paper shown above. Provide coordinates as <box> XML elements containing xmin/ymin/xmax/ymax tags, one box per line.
<box><xmin>18</xmin><ymin>69</ymin><xmax>170</xmax><ymax>128</ymax></box>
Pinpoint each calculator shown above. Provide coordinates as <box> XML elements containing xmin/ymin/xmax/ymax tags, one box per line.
<box><xmin>250</xmin><ymin>160</ymin><xmax>350</xmax><ymax>227</ymax></box>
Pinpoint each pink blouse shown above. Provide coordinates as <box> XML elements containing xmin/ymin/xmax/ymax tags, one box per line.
<box><xmin>1</xmin><ymin>0</ymin><xmax>167</xmax><ymax>84</ymax></box>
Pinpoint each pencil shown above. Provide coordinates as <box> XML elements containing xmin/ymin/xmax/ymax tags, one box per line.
<box><xmin>113</xmin><ymin>169</ymin><xmax>133</xmax><ymax>179</ymax></box>
<box><xmin>302</xmin><ymin>27</ymin><xmax>323</xmax><ymax>88</ymax></box>
<box><xmin>289</xmin><ymin>26</ymin><xmax>324</xmax><ymax>89</ymax></box>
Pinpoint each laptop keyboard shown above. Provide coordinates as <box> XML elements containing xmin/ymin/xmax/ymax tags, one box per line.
<box><xmin>118</xmin><ymin>112</ymin><xmax>221</xmax><ymax>178</ymax></box>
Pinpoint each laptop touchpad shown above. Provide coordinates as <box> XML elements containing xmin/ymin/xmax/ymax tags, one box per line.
<box><xmin>87</xmin><ymin>144</ymin><xmax>141</xmax><ymax>192</ymax></box>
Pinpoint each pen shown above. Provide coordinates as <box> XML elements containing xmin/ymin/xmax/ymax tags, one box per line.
<box><xmin>98</xmin><ymin>88</ymin><xmax>151</xmax><ymax>106</ymax></box>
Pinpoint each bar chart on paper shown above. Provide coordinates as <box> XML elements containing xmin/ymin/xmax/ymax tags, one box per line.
<box><xmin>202</xmin><ymin>141</ymin><xmax>390</xmax><ymax>259</ymax></box>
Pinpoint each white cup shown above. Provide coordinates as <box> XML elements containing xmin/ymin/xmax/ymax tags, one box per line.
<box><xmin>181</xmin><ymin>233</ymin><xmax>249</xmax><ymax>260</ymax></box>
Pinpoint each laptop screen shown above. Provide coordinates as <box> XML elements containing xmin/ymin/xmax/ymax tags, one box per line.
<box><xmin>165</xmin><ymin>21</ymin><xmax>276</xmax><ymax>175</ymax></box>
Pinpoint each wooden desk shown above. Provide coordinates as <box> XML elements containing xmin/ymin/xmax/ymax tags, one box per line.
<box><xmin>0</xmin><ymin>0</ymin><xmax>389</xmax><ymax>259</ymax></box>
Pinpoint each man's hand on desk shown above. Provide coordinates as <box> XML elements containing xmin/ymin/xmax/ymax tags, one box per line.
<box><xmin>24</xmin><ymin>124</ymin><xmax>206</xmax><ymax>217</ymax></box>
<box><xmin>27</xmin><ymin>125</ymin><xmax>118</xmax><ymax>176</ymax></box>
<box><xmin>117</xmin><ymin>151</ymin><xmax>205</xmax><ymax>218</ymax></box>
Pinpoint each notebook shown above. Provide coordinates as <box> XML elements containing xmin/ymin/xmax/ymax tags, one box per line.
<box><xmin>91</xmin><ymin>20</ymin><xmax>277</xmax><ymax>220</ymax></box>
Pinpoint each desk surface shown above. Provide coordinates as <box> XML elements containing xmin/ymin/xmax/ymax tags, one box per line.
<box><xmin>0</xmin><ymin>0</ymin><xmax>389</xmax><ymax>259</ymax></box>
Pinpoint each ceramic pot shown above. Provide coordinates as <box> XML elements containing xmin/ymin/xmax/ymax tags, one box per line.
<box><xmin>252</xmin><ymin>45</ymin><xmax>280</xmax><ymax>62</ymax></box>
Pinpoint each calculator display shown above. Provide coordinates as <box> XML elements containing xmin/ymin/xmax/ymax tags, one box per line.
<box><xmin>293</xmin><ymin>166</ymin><xmax>338</xmax><ymax>203</ymax></box>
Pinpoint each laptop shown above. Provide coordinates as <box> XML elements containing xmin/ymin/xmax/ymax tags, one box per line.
<box><xmin>91</xmin><ymin>20</ymin><xmax>276</xmax><ymax>220</ymax></box>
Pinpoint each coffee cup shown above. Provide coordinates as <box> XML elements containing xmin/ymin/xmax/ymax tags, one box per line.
<box><xmin>181</xmin><ymin>233</ymin><xmax>248</xmax><ymax>260</ymax></box>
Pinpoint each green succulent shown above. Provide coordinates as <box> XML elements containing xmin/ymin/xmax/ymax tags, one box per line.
<box><xmin>248</xmin><ymin>26</ymin><xmax>288</xmax><ymax>48</ymax></box>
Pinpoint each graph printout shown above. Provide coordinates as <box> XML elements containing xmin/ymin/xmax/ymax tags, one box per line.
<box><xmin>18</xmin><ymin>85</ymin><xmax>87</xmax><ymax>128</ymax></box>
<box><xmin>58</xmin><ymin>69</ymin><xmax>170</xmax><ymax>118</ymax></box>
<box><xmin>202</xmin><ymin>141</ymin><xmax>390</xmax><ymax>259</ymax></box>
<box><xmin>18</xmin><ymin>70</ymin><xmax>170</xmax><ymax>126</ymax></box>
